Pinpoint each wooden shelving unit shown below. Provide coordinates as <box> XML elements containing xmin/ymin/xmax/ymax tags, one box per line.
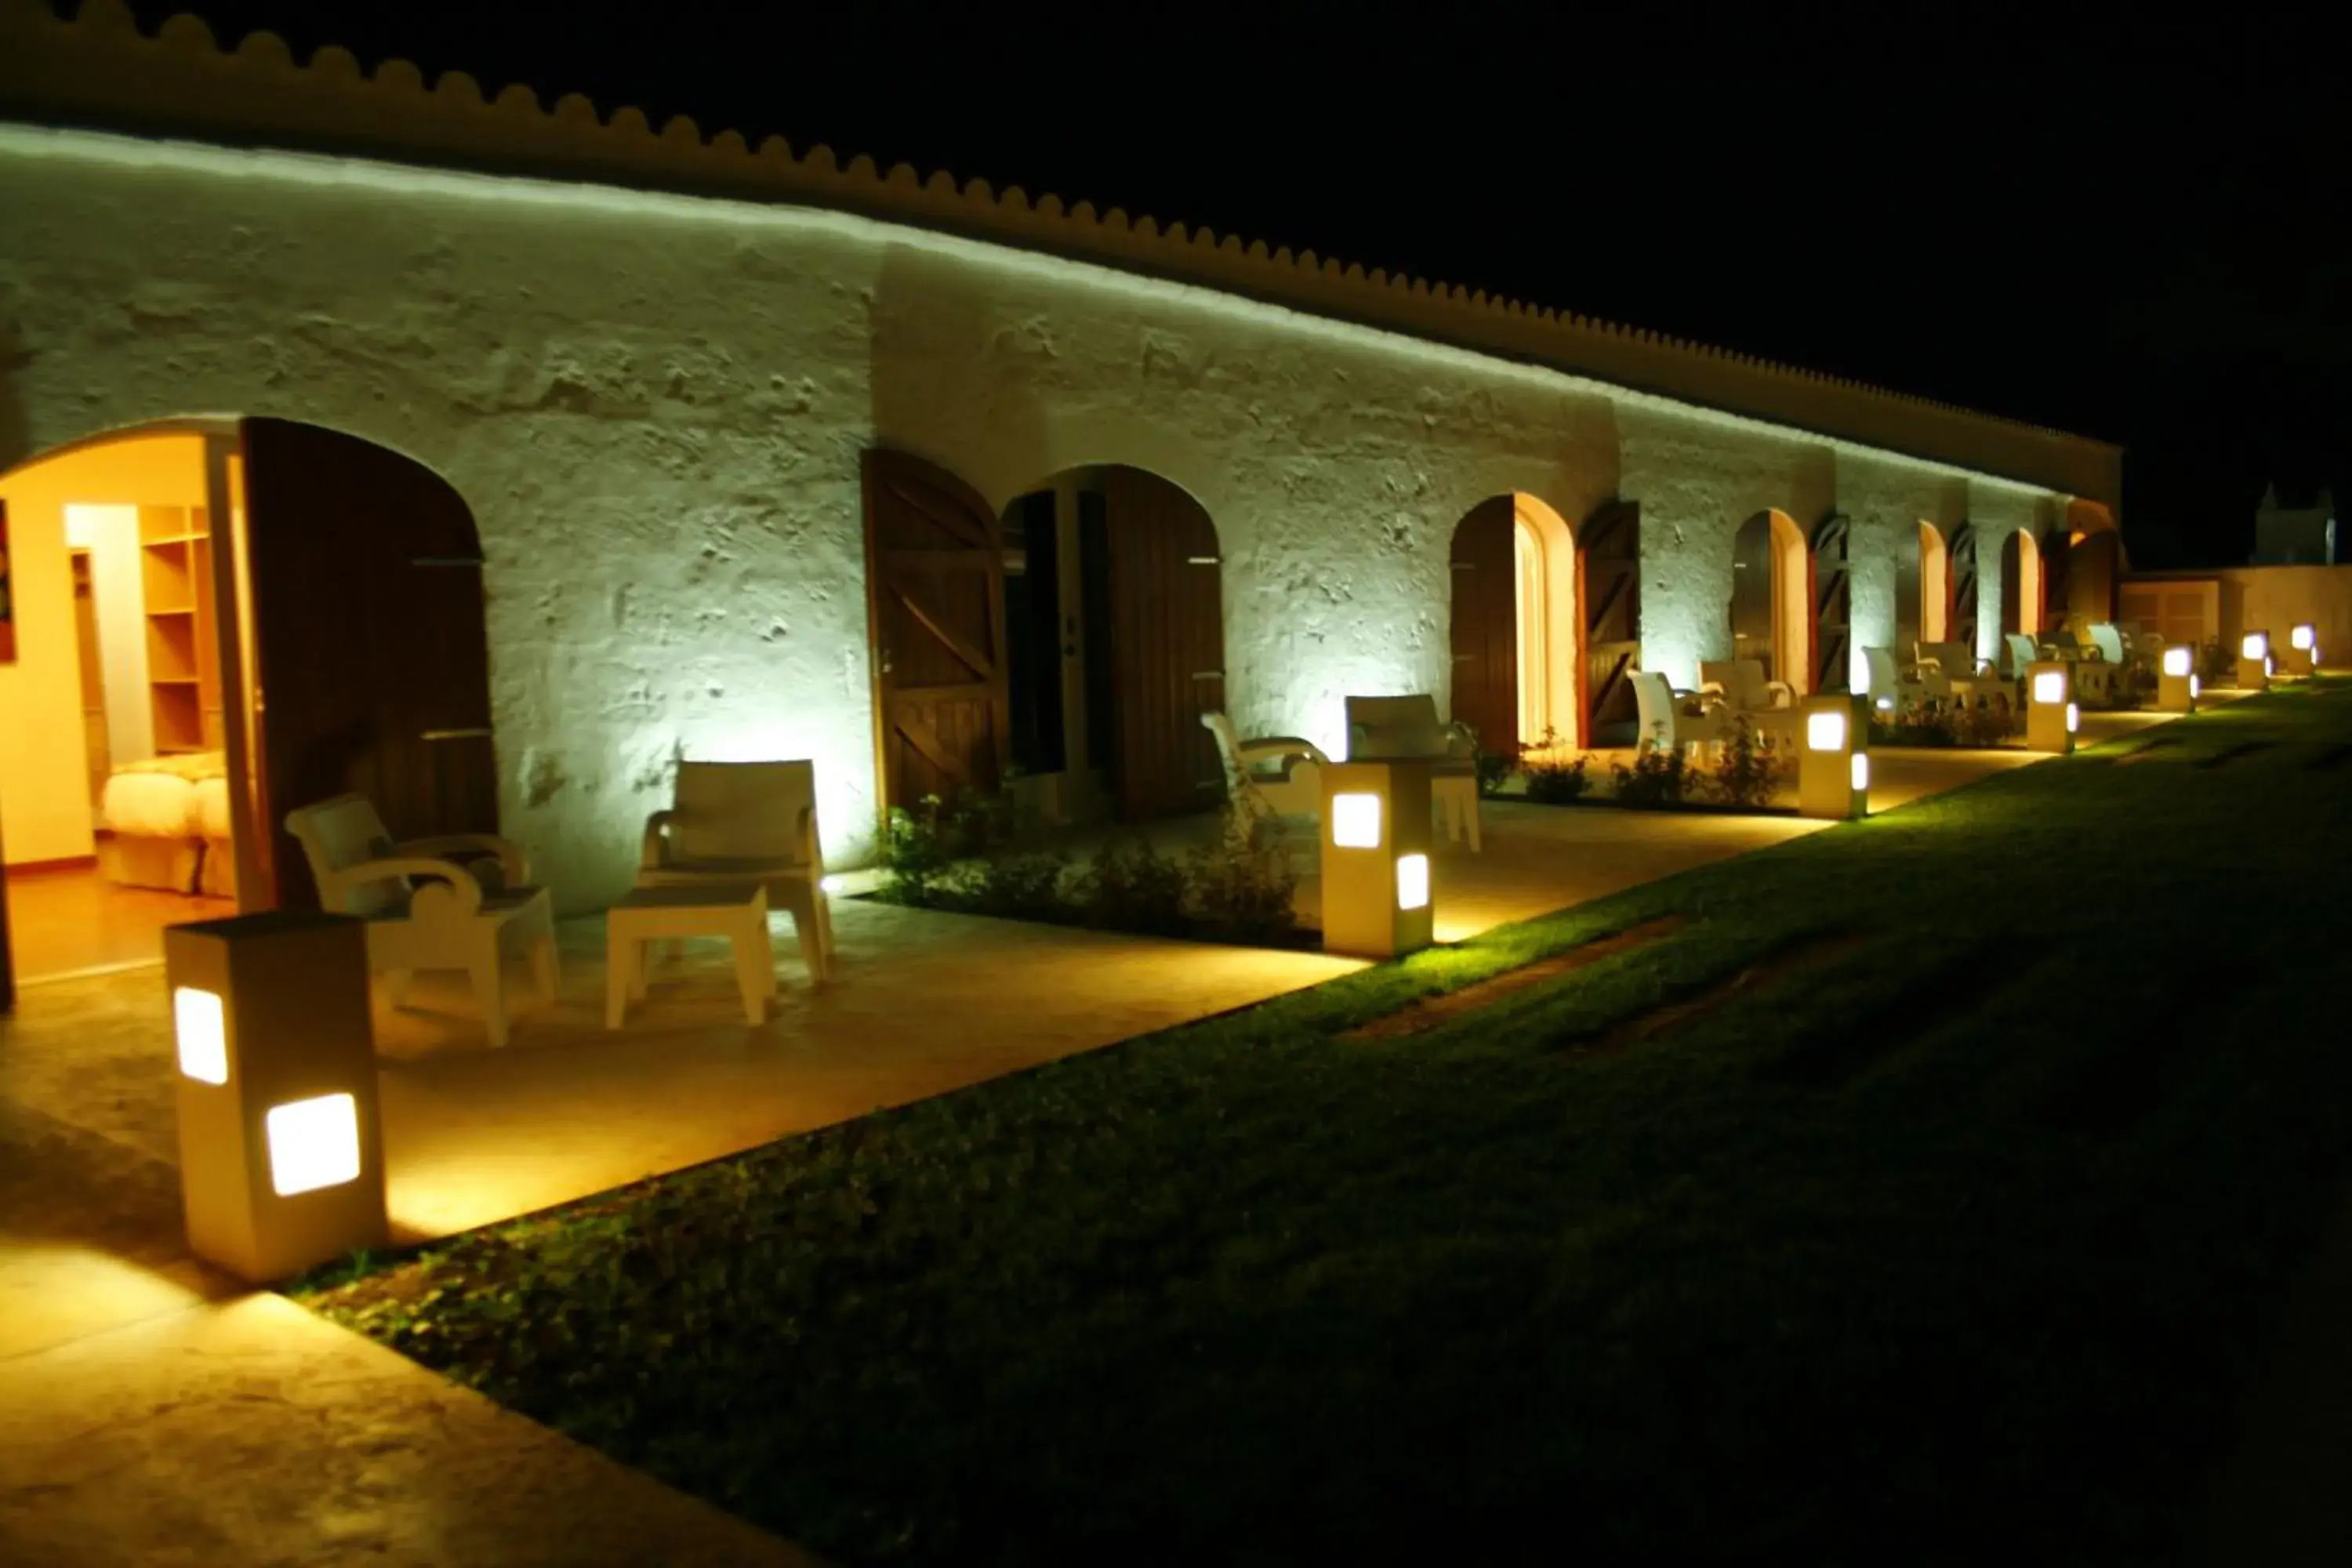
<box><xmin>139</xmin><ymin>504</ymin><xmax>223</xmax><ymax>753</ymax></box>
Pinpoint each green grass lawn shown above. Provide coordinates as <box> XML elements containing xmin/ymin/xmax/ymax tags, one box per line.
<box><xmin>299</xmin><ymin>681</ymin><xmax>2352</xmax><ymax>1566</ymax></box>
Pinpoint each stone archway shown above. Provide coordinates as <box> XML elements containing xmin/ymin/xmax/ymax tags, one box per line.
<box><xmin>1450</xmin><ymin>492</ymin><xmax>1579</xmax><ymax>754</ymax></box>
<box><xmin>1729</xmin><ymin>510</ymin><xmax>1812</xmax><ymax>695</ymax></box>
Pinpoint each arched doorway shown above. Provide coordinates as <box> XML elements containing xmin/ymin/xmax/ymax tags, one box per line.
<box><xmin>1729</xmin><ymin>510</ymin><xmax>1812</xmax><ymax>695</ymax></box>
<box><xmin>2060</xmin><ymin>502</ymin><xmax>2122</xmax><ymax>631</ymax></box>
<box><xmin>2000</xmin><ymin>528</ymin><xmax>2043</xmax><ymax>640</ymax></box>
<box><xmin>1</xmin><ymin>419</ymin><xmax>494</xmax><ymax>1004</ymax></box>
<box><xmin>868</xmin><ymin>452</ymin><xmax>1225</xmax><ymax>826</ymax></box>
<box><xmin>1449</xmin><ymin>493</ymin><xmax>1579</xmax><ymax>754</ymax></box>
<box><xmin>1900</xmin><ymin>522</ymin><xmax>1951</xmax><ymax>653</ymax></box>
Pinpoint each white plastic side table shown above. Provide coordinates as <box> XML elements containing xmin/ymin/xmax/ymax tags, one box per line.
<box><xmin>605</xmin><ymin>881</ymin><xmax>775</xmax><ymax>1028</ymax></box>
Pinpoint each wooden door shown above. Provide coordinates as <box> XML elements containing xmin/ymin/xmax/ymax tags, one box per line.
<box><xmin>863</xmin><ymin>449</ymin><xmax>1009</xmax><ymax>815</ymax></box>
<box><xmin>1950</xmin><ymin>522</ymin><xmax>1979</xmax><ymax>648</ymax></box>
<box><xmin>1894</xmin><ymin>527</ymin><xmax>1922</xmax><ymax>655</ymax></box>
<box><xmin>1450</xmin><ymin>496</ymin><xmax>1517</xmax><ymax>757</ymax></box>
<box><xmin>2041</xmin><ymin>527</ymin><xmax>2073</xmax><ymax>632</ymax></box>
<box><xmin>1579</xmin><ymin>499</ymin><xmax>1642</xmax><ymax>746</ymax></box>
<box><xmin>1812</xmin><ymin>511</ymin><xmax>1851</xmax><ymax>693</ymax></box>
<box><xmin>1101</xmin><ymin>467</ymin><xmax>1225</xmax><ymax>820</ymax></box>
<box><xmin>2000</xmin><ymin>529</ymin><xmax>2024</xmax><ymax>637</ymax></box>
<box><xmin>240</xmin><ymin>418</ymin><xmax>499</xmax><ymax>909</ymax></box>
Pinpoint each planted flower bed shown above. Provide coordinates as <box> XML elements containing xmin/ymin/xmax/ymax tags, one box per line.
<box><xmin>863</xmin><ymin>788</ymin><xmax>1316</xmax><ymax>950</ymax></box>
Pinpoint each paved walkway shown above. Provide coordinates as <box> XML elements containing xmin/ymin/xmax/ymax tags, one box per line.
<box><xmin>0</xmin><ymin>709</ymin><xmax>2180</xmax><ymax>1563</ymax></box>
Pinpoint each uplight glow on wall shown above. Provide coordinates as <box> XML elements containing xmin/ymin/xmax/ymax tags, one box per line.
<box><xmin>174</xmin><ymin>985</ymin><xmax>229</xmax><ymax>1085</ymax></box>
<box><xmin>265</xmin><ymin>1094</ymin><xmax>363</xmax><ymax>1196</ymax></box>
<box><xmin>1330</xmin><ymin>792</ymin><xmax>1383</xmax><ymax>849</ymax></box>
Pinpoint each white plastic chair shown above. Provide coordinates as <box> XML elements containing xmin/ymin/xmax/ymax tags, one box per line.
<box><xmin>2002</xmin><ymin>633</ymin><xmax>2040</xmax><ymax>678</ymax></box>
<box><xmin>1698</xmin><ymin>659</ymin><xmax>1795</xmax><ymax>715</ymax></box>
<box><xmin>1862</xmin><ymin>647</ymin><xmax>1926</xmax><ymax>717</ymax></box>
<box><xmin>1343</xmin><ymin>694</ymin><xmax>1482</xmax><ymax>851</ymax></box>
<box><xmin>2086</xmin><ymin>623</ymin><xmax>2127</xmax><ymax>664</ymax></box>
<box><xmin>1917</xmin><ymin>641</ymin><xmax>2013</xmax><ymax>710</ymax></box>
<box><xmin>1200</xmin><ymin>712</ymin><xmax>1327</xmax><ymax>818</ymax></box>
<box><xmin>637</xmin><ymin>760</ymin><xmax>835</xmax><ymax>982</ymax></box>
<box><xmin>284</xmin><ymin>794</ymin><xmax>557</xmax><ymax>1048</ymax></box>
<box><xmin>1631</xmin><ymin>670</ymin><xmax>1733</xmax><ymax>757</ymax></box>
<box><xmin>1345</xmin><ymin>694</ymin><xmax>1478</xmax><ymax>762</ymax></box>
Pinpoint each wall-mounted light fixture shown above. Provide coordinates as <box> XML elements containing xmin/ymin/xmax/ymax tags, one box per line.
<box><xmin>2027</xmin><ymin>661</ymin><xmax>2074</xmax><ymax>755</ymax></box>
<box><xmin>1799</xmin><ymin>693</ymin><xmax>1869</xmax><ymax>821</ymax></box>
<box><xmin>2158</xmin><ymin>645</ymin><xmax>2197</xmax><ymax>713</ymax></box>
<box><xmin>166</xmin><ymin>912</ymin><xmax>387</xmax><ymax>1283</ymax></box>
<box><xmin>1320</xmin><ymin>761</ymin><xmax>1435</xmax><ymax>958</ymax></box>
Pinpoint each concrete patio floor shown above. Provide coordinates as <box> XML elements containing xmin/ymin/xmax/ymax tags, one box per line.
<box><xmin>0</xmin><ymin>699</ymin><xmax>2204</xmax><ymax>1563</ymax></box>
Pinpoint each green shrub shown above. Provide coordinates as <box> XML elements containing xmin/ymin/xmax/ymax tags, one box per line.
<box><xmin>1611</xmin><ymin>746</ymin><xmax>1690</xmax><ymax>808</ymax></box>
<box><xmin>879</xmin><ymin>800</ymin><xmax>957</xmax><ymax>903</ymax></box>
<box><xmin>1524</xmin><ymin>753</ymin><xmax>1591</xmax><ymax>804</ymax></box>
<box><xmin>1071</xmin><ymin>835</ymin><xmax>1189</xmax><ymax>937</ymax></box>
<box><xmin>1954</xmin><ymin>701</ymin><xmax>2024</xmax><ymax>747</ymax></box>
<box><xmin>1185</xmin><ymin>801</ymin><xmax>1300</xmax><ymax>946</ymax></box>
<box><xmin>967</xmin><ymin>850</ymin><xmax>1072</xmax><ymax>921</ymax></box>
<box><xmin>2197</xmin><ymin>638</ymin><xmax>2235</xmax><ymax>684</ymax></box>
<box><xmin>1705</xmin><ymin>717</ymin><xmax>1786</xmax><ymax>808</ymax></box>
<box><xmin>1475</xmin><ymin>749</ymin><xmax>1519</xmax><ymax>798</ymax></box>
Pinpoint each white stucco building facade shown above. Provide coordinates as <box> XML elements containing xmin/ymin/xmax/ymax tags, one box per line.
<box><xmin>0</xmin><ymin>2</ymin><xmax>2124</xmax><ymax>912</ymax></box>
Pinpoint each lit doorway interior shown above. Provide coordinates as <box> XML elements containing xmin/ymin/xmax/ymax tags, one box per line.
<box><xmin>1729</xmin><ymin>509</ymin><xmax>1812</xmax><ymax>694</ymax></box>
<box><xmin>2001</xmin><ymin>528</ymin><xmax>2043</xmax><ymax>641</ymax></box>
<box><xmin>1450</xmin><ymin>492</ymin><xmax>1579</xmax><ymax>754</ymax></box>
<box><xmin>0</xmin><ymin>430</ymin><xmax>237</xmax><ymax>984</ymax></box>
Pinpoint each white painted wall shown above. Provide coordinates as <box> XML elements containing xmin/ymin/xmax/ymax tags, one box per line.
<box><xmin>0</xmin><ymin>125</ymin><xmax>2085</xmax><ymax>910</ymax></box>
<box><xmin>62</xmin><ymin>503</ymin><xmax>154</xmax><ymax>766</ymax></box>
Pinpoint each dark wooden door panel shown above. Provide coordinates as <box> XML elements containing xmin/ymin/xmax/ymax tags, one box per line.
<box><xmin>864</xmin><ymin>449</ymin><xmax>1008</xmax><ymax>815</ymax></box>
<box><xmin>1951</xmin><ymin>521</ymin><xmax>1979</xmax><ymax>647</ymax></box>
<box><xmin>241</xmin><ymin>418</ymin><xmax>497</xmax><ymax>909</ymax></box>
<box><xmin>1102</xmin><ymin>467</ymin><xmax>1225</xmax><ymax>820</ymax></box>
<box><xmin>1580</xmin><ymin>498</ymin><xmax>1641</xmax><ymax>746</ymax></box>
<box><xmin>1450</xmin><ymin>495</ymin><xmax>1517</xmax><ymax>756</ymax></box>
<box><xmin>2041</xmin><ymin>527</ymin><xmax>2072</xmax><ymax>633</ymax></box>
<box><xmin>1812</xmin><ymin>511</ymin><xmax>1851</xmax><ymax>694</ymax></box>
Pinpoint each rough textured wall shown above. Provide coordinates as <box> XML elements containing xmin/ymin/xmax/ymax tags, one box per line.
<box><xmin>1</xmin><ymin>125</ymin><xmax>2079</xmax><ymax>909</ymax></box>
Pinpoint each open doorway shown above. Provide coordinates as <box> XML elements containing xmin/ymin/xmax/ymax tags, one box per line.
<box><xmin>1729</xmin><ymin>510</ymin><xmax>1812</xmax><ymax>695</ymax></box>
<box><xmin>2001</xmin><ymin>528</ymin><xmax>2044</xmax><ymax>641</ymax></box>
<box><xmin>1000</xmin><ymin>464</ymin><xmax>1225</xmax><ymax>825</ymax></box>
<box><xmin>2</xmin><ymin>418</ymin><xmax>499</xmax><ymax>1006</ymax></box>
<box><xmin>1450</xmin><ymin>493</ymin><xmax>1581</xmax><ymax>753</ymax></box>
<box><xmin>0</xmin><ymin>431</ymin><xmax>235</xmax><ymax>984</ymax></box>
<box><xmin>1900</xmin><ymin>521</ymin><xmax>1951</xmax><ymax>655</ymax></box>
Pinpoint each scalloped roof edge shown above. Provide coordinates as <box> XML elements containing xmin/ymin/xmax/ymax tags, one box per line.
<box><xmin>0</xmin><ymin>0</ymin><xmax>2121</xmax><ymax>475</ymax></box>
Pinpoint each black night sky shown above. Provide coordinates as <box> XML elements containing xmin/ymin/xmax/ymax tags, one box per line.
<box><xmin>116</xmin><ymin>1</ymin><xmax>2352</xmax><ymax>568</ymax></box>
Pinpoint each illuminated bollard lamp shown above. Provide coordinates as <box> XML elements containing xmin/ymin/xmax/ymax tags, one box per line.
<box><xmin>2026</xmin><ymin>661</ymin><xmax>2078</xmax><ymax>755</ymax></box>
<box><xmin>166</xmin><ymin>911</ymin><xmax>387</xmax><ymax>1283</ymax></box>
<box><xmin>2237</xmin><ymin>630</ymin><xmax>2271</xmax><ymax>692</ymax></box>
<box><xmin>1319</xmin><ymin>760</ymin><xmax>1435</xmax><ymax>959</ymax></box>
<box><xmin>1798</xmin><ymin>692</ymin><xmax>1869</xmax><ymax>821</ymax></box>
<box><xmin>2282</xmin><ymin>623</ymin><xmax>2319</xmax><ymax>677</ymax></box>
<box><xmin>2158</xmin><ymin>645</ymin><xmax>2198</xmax><ymax>713</ymax></box>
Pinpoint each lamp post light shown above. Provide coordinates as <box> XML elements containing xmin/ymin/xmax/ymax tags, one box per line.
<box><xmin>1319</xmin><ymin>760</ymin><xmax>1435</xmax><ymax>959</ymax></box>
<box><xmin>2027</xmin><ymin>661</ymin><xmax>2076</xmax><ymax>754</ymax></box>
<box><xmin>2282</xmin><ymin>623</ymin><xmax>2318</xmax><ymax>677</ymax></box>
<box><xmin>1798</xmin><ymin>692</ymin><xmax>1869</xmax><ymax>821</ymax></box>
<box><xmin>165</xmin><ymin>911</ymin><xmax>387</xmax><ymax>1283</ymax></box>
<box><xmin>2238</xmin><ymin>630</ymin><xmax>2271</xmax><ymax>691</ymax></box>
<box><xmin>2158</xmin><ymin>645</ymin><xmax>2198</xmax><ymax>713</ymax></box>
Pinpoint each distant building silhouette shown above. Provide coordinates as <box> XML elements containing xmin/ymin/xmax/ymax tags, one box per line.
<box><xmin>2252</xmin><ymin>482</ymin><xmax>2337</xmax><ymax>564</ymax></box>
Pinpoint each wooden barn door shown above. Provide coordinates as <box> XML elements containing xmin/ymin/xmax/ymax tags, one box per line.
<box><xmin>1101</xmin><ymin>468</ymin><xmax>1225</xmax><ymax>820</ymax></box>
<box><xmin>863</xmin><ymin>450</ymin><xmax>1009</xmax><ymax>816</ymax></box>
<box><xmin>1950</xmin><ymin>522</ymin><xmax>1979</xmax><ymax>649</ymax></box>
<box><xmin>2041</xmin><ymin>527</ymin><xmax>2073</xmax><ymax>633</ymax></box>
<box><xmin>239</xmin><ymin>418</ymin><xmax>499</xmax><ymax>910</ymax></box>
<box><xmin>1812</xmin><ymin>511</ymin><xmax>1851</xmax><ymax>693</ymax></box>
<box><xmin>1450</xmin><ymin>496</ymin><xmax>1518</xmax><ymax>757</ymax></box>
<box><xmin>1580</xmin><ymin>499</ymin><xmax>1642</xmax><ymax>746</ymax></box>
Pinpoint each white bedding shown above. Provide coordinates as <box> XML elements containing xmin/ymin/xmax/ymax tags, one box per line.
<box><xmin>102</xmin><ymin>768</ymin><xmax>202</xmax><ymax>837</ymax></box>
